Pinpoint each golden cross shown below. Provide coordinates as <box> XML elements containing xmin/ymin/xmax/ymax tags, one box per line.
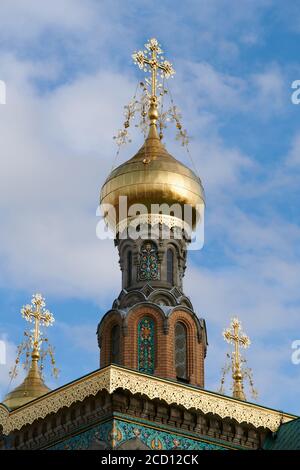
<box><xmin>223</xmin><ymin>317</ymin><xmax>250</xmax><ymax>400</ymax></box>
<box><xmin>132</xmin><ymin>38</ymin><xmax>175</xmax><ymax>100</ymax></box>
<box><xmin>223</xmin><ymin>318</ymin><xmax>250</xmax><ymax>370</ymax></box>
<box><xmin>21</xmin><ymin>293</ymin><xmax>54</xmax><ymax>358</ymax></box>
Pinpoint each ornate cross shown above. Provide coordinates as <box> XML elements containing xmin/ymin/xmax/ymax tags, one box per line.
<box><xmin>223</xmin><ymin>317</ymin><xmax>250</xmax><ymax>370</ymax></box>
<box><xmin>9</xmin><ymin>293</ymin><xmax>58</xmax><ymax>382</ymax></box>
<box><xmin>21</xmin><ymin>293</ymin><xmax>54</xmax><ymax>359</ymax></box>
<box><xmin>112</xmin><ymin>38</ymin><xmax>187</xmax><ymax>147</ymax></box>
<box><xmin>132</xmin><ymin>38</ymin><xmax>175</xmax><ymax>99</ymax></box>
<box><xmin>223</xmin><ymin>317</ymin><xmax>251</xmax><ymax>400</ymax></box>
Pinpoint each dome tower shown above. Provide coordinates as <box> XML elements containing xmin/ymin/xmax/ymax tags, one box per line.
<box><xmin>97</xmin><ymin>39</ymin><xmax>207</xmax><ymax>386</ymax></box>
<box><xmin>3</xmin><ymin>294</ymin><xmax>57</xmax><ymax>410</ymax></box>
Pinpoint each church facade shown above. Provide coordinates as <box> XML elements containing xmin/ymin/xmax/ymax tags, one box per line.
<box><xmin>0</xmin><ymin>38</ymin><xmax>299</xmax><ymax>451</ymax></box>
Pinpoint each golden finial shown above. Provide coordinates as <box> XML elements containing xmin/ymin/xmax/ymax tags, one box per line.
<box><xmin>132</xmin><ymin>38</ymin><xmax>175</xmax><ymax>126</ymax></box>
<box><xmin>10</xmin><ymin>293</ymin><xmax>58</xmax><ymax>380</ymax></box>
<box><xmin>3</xmin><ymin>294</ymin><xmax>58</xmax><ymax>409</ymax></box>
<box><xmin>219</xmin><ymin>317</ymin><xmax>257</xmax><ymax>401</ymax></box>
<box><xmin>111</xmin><ymin>39</ymin><xmax>190</xmax><ymax>168</ymax></box>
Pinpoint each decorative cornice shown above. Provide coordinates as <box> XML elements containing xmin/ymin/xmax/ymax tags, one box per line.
<box><xmin>0</xmin><ymin>365</ymin><xmax>296</xmax><ymax>435</ymax></box>
<box><xmin>116</xmin><ymin>214</ymin><xmax>191</xmax><ymax>236</ymax></box>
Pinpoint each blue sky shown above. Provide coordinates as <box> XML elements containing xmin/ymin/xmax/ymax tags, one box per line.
<box><xmin>0</xmin><ymin>0</ymin><xmax>300</xmax><ymax>414</ymax></box>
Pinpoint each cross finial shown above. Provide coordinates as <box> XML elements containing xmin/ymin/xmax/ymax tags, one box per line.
<box><xmin>222</xmin><ymin>317</ymin><xmax>252</xmax><ymax>401</ymax></box>
<box><xmin>132</xmin><ymin>38</ymin><xmax>175</xmax><ymax>126</ymax></box>
<box><xmin>10</xmin><ymin>293</ymin><xmax>58</xmax><ymax>381</ymax></box>
<box><xmin>21</xmin><ymin>293</ymin><xmax>54</xmax><ymax>360</ymax></box>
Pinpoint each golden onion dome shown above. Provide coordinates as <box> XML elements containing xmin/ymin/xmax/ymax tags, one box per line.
<box><xmin>101</xmin><ymin>124</ymin><xmax>205</xmax><ymax>231</ymax></box>
<box><xmin>3</xmin><ymin>358</ymin><xmax>50</xmax><ymax>410</ymax></box>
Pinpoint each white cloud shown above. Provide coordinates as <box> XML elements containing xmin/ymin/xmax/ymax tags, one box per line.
<box><xmin>0</xmin><ymin>0</ymin><xmax>272</xmax><ymax>69</ymax></box>
<box><xmin>185</xmin><ymin>62</ymin><xmax>247</xmax><ymax>111</ymax></box>
<box><xmin>0</xmin><ymin>0</ymin><xmax>95</xmax><ymax>41</ymax></box>
<box><xmin>0</xmin><ymin>335</ymin><xmax>26</xmax><ymax>402</ymax></box>
<box><xmin>179</xmin><ymin>60</ymin><xmax>286</xmax><ymax>119</ymax></box>
<box><xmin>0</xmin><ymin>54</ymin><xmax>136</xmax><ymax>300</ymax></box>
<box><xmin>286</xmin><ymin>134</ymin><xmax>300</xmax><ymax>167</ymax></box>
<box><xmin>56</xmin><ymin>322</ymin><xmax>98</xmax><ymax>354</ymax></box>
<box><xmin>251</xmin><ymin>66</ymin><xmax>285</xmax><ymax>113</ymax></box>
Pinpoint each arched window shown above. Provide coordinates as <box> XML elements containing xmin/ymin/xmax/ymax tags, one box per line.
<box><xmin>127</xmin><ymin>250</ymin><xmax>132</xmax><ymax>286</ymax></box>
<box><xmin>138</xmin><ymin>242</ymin><xmax>159</xmax><ymax>281</ymax></box>
<box><xmin>167</xmin><ymin>248</ymin><xmax>174</xmax><ymax>284</ymax></box>
<box><xmin>175</xmin><ymin>322</ymin><xmax>188</xmax><ymax>381</ymax></box>
<box><xmin>138</xmin><ymin>317</ymin><xmax>155</xmax><ymax>374</ymax></box>
<box><xmin>111</xmin><ymin>324</ymin><xmax>120</xmax><ymax>364</ymax></box>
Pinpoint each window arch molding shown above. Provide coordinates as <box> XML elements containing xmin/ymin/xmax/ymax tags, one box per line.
<box><xmin>125</xmin><ymin>303</ymin><xmax>165</xmax><ymax>327</ymax></box>
<box><xmin>119</xmin><ymin>240</ymin><xmax>135</xmax><ymax>262</ymax></box>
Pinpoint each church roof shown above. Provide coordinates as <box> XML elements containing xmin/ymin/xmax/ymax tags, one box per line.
<box><xmin>0</xmin><ymin>365</ymin><xmax>296</xmax><ymax>436</ymax></box>
<box><xmin>263</xmin><ymin>417</ymin><xmax>300</xmax><ymax>450</ymax></box>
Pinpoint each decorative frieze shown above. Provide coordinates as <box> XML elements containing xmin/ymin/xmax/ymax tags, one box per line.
<box><xmin>0</xmin><ymin>365</ymin><xmax>296</xmax><ymax>435</ymax></box>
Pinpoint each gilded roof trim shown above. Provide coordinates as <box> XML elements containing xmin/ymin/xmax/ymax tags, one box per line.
<box><xmin>0</xmin><ymin>365</ymin><xmax>297</xmax><ymax>434</ymax></box>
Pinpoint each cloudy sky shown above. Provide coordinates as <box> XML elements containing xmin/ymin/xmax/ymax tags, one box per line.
<box><xmin>0</xmin><ymin>0</ymin><xmax>300</xmax><ymax>414</ymax></box>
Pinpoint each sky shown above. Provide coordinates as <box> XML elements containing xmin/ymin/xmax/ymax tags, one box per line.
<box><xmin>0</xmin><ymin>0</ymin><xmax>300</xmax><ymax>414</ymax></box>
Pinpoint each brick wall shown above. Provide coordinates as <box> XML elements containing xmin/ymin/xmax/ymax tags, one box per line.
<box><xmin>99</xmin><ymin>306</ymin><xmax>205</xmax><ymax>387</ymax></box>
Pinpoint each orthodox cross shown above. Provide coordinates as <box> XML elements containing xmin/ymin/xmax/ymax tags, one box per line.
<box><xmin>222</xmin><ymin>317</ymin><xmax>251</xmax><ymax>401</ymax></box>
<box><xmin>21</xmin><ymin>293</ymin><xmax>54</xmax><ymax>359</ymax></box>
<box><xmin>10</xmin><ymin>293</ymin><xmax>57</xmax><ymax>380</ymax></box>
<box><xmin>132</xmin><ymin>38</ymin><xmax>175</xmax><ymax>129</ymax></box>
<box><xmin>112</xmin><ymin>39</ymin><xmax>187</xmax><ymax>160</ymax></box>
<box><xmin>132</xmin><ymin>38</ymin><xmax>175</xmax><ymax>99</ymax></box>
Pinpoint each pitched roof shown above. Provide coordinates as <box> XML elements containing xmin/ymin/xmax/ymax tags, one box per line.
<box><xmin>264</xmin><ymin>417</ymin><xmax>300</xmax><ymax>450</ymax></box>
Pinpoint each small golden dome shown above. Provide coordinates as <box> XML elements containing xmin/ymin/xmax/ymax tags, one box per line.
<box><xmin>101</xmin><ymin>125</ymin><xmax>205</xmax><ymax>231</ymax></box>
<box><xmin>3</xmin><ymin>359</ymin><xmax>50</xmax><ymax>410</ymax></box>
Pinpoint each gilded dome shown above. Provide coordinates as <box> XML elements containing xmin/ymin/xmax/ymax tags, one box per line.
<box><xmin>101</xmin><ymin>125</ymin><xmax>205</xmax><ymax>231</ymax></box>
<box><xmin>3</xmin><ymin>359</ymin><xmax>50</xmax><ymax>410</ymax></box>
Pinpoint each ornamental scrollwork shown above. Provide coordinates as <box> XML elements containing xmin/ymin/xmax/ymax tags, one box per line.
<box><xmin>138</xmin><ymin>242</ymin><xmax>160</xmax><ymax>281</ymax></box>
